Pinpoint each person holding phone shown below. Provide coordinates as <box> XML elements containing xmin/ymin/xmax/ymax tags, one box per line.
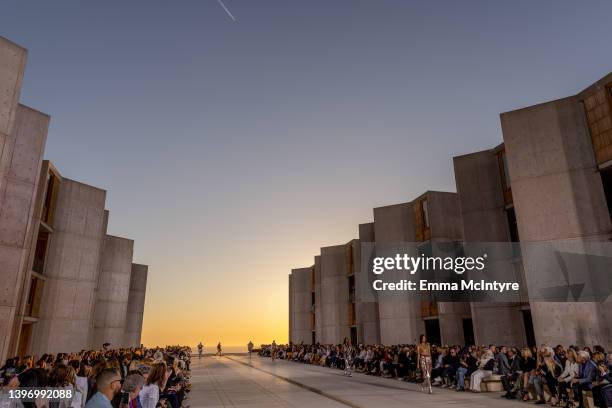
<box><xmin>111</xmin><ymin>372</ymin><xmax>144</xmax><ymax>408</ymax></box>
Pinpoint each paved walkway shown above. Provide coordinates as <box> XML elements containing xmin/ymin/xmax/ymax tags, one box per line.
<box><xmin>187</xmin><ymin>355</ymin><xmax>522</xmax><ymax>407</ymax></box>
<box><xmin>187</xmin><ymin>355</ymin><xmax>345</xmax><ymax>407</ymax></box>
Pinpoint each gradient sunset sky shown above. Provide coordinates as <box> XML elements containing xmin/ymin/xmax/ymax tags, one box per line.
<box><xmin>2</xmin><ymin>0</ymin><xmax>612</xmax><ymax>348</ymax></box>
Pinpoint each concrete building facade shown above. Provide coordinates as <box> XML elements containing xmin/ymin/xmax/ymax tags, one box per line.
<box><xmin>93</xmin><ymin>235</ymin><xmax>135</xmax><ymax>349</ymax></box>
<box><xmin>414</xmin><ymin>191</ymin><xmax>469</xmax><ymax>347</ymax></box>
<box><xmin>0</xmin><ymin>104</ymin><xmax>49</xmax><ymax>361</ymax></box>
<box><xmin>0</xmin><ymin>37</ymin><xmax>29</xmax><ymax>363</ymax></box>
<box><xmin>288</xmin><ymin>267</ymin><xmax>314</xmax><ymax>345</ymax></box>
<box><xmin>31</xmin><ymin>178</ymin><xmax>108</xmax><ymax>355</ymax></box>
<box><xmin>313</xmin><ymin>255</ymin><xmax>322</xmax><ymax>341</ymax></box>
<box><xmin>291</xmin><ymin>232</ymin><xmax>381</xmax><ymax>346</ymax></box>
<box><xmin>371</xmin><ymin>192</ymin><xmax>470</xmax><ymax>346</ymax></box>
<box><xmin>355</xmin><ymin>223</ymin><xmax>380</xmax><ymax>345</ymax></box>
<box><xmin>501</xmin><ymin>73</ymin><xmax>612</xmax><ymax>348</ymax></box>
<box><xmin>373</xmin><ymin>202</ymin><xmax>422</xmax><ymax>345</ymax></box>
<box><xmin>453</xmin><ymin>146</ymin><xmax>531</xmax><ymax>347</ymax></box>
<box><xmin>272</xmin><ymin>73</ymin><xmax>612</xmax><ymax>349</ymax></box>
<box><xmin>318</xmin><ymin>243</ymin><xmax>352</xmax><ymax>344</ymax></box>
<box><xmin>125</xmin><ymin>263</ymin><xmax>148</xmax><ymax>347</ymax></box>
<box><xmin>0</xmin><ymin>36</ymin><xmax>148</xmax><ymax>360</ymax></box>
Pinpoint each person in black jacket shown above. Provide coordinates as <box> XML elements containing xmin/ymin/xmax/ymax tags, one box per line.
<box><xmin>396</xmin><ymin>347</ymin><xmax>408</xmax><ymax>380</ymax></box>
<box><xmin>519</xmin><ymin>348</ymin><xmax>537</xmax><ymax>401</ymax></box>
<box><xmin>501</xmin><ymin>347</ymin><xmax>522</xmax><ymax>399</ymax></box>
<box><xmin>441</xmin><ymin>347</ymin><xmax>460</xmax><ymax>388</ymax></box>
<box><xmin>591</xmin><ymin>353</ymin><xmax>611</xmax><ymax>408</ymax></box>
<box><xmin>533</xmin><ymin>348</ymin><xmax>563</xmax><ymax>405</ymax></box>
<box><xmin>456</xmin><ymin>350</ymin><xmax>477</xmax><ymax>391</ymax></box>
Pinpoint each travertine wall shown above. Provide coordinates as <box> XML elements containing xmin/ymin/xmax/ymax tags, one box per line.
<box><xmin>125</xmin><ymin>263</ymin><xmax>148</xmax><ymax>347</ymax></box>
<box><xmin>502</xmin><ymin>95</ymin><xmax>612</xmax><ymax>348</ymax></box>
<box><xmin>93</xmin><ymin>235</ymin><xmax>134</xmax><ymax>349</ymax></box>
<box><xmin>32</xmin><ymin>179</ymin><xmax>107</xmax><ymax>355</ymax></box>
<box><xmin>289</xmin><ymin>267</ymin><xmax>312</xmax><ymax>344</ymax></box>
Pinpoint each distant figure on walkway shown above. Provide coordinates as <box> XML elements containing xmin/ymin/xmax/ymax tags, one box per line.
<box><xmin>197</xmin><ymin>342</ymin><xmax>203</xmax><ymax>359</ymax></box>
<box><xmin>343</xmin><ymin>337</ymin><xmax>354</xmax><ymax>377</ymax></box>
<box><xmin>417</xmin><ymin>334</ymin><xmax>433</xmax><ymax>394</ymax></box>
<box><xmin>248</xmin><ymin>341</ymin><xmax>254</xmax><ymax>361</ymax></box>
<box><xmin>271</xmin><ymin>340</ymin><xmax>277</xmax><ymax>361</ymax></box>
<box><xmin>216</xmin><ymin>342</ymin><xmax>223</xmax><ymax>356</ymax></box>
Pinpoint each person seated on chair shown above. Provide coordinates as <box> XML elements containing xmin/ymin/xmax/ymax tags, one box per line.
<box><xmin>571</xmin><ymin>350</ymin><xmax>598</xmax><ymax>408</ymax></box>
<box><xmin>469</xmin><ymin>349</ymin><xmax>494</xmax><ymax>392</ymax></box>
<box><xmin>501</xmin><ymin>347</ymin><xmax>522</xmax><ymax>399</ymax></box>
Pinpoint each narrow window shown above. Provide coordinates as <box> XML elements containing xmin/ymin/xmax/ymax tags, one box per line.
<box><xmin>421</xmin><ymin>199</ymin><xmax>430</xmax><ymax>229</ymax></box>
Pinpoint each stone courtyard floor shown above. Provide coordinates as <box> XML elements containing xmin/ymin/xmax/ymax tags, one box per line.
<box><xmin>186</xmin><ymin>355</ymin><xmax>524</xmax><ymax>407</ymax></box>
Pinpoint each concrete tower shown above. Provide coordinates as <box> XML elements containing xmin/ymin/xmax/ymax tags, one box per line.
<box><xmin>355</xmin><ymin>223</ymin><xmax>380</xmax><ymax>344</ymax></box>
<box><xmin>453</xmin><ymin>146</ymin><xmax>529</xmax><ymax>346</ymax></box>
<box><xmin>373</xmin><ymin>202</ymin><xmax>422</xmax><ymax>345</ymax></box>
<box><xmin>93</xmin><ymin>235</ymin><xmax>134</xmax><ymax>349</ymax></box>
<box><xmin>501</xmin><ymin>74</ymin><xmax>612</xmax><ymax>348</ymax></box>
<box><xmin>31</xmin><ymin>179</ymin><xmax>107</xmax><ymax>355</ymax></box>
<box><xmin>125</xmin><ymin>263</ymin><xmax>148</xmax><ymax>347</ymax></box>
<box><xmin>289</xmin><ymin>267</ymin><xmax>313</xmax><ymax>344</ymax></box>
<box><xmin>318</xmin><ymin>243</ymin><xmax>354</xmax><ymax>344</ymax></box>
<box><xmin>0</xmin><ymin>37</ymin><xmax>28</xmax><ymax>362</ymax></box>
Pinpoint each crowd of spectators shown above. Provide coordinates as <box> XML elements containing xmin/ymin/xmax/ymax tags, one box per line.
<box><xmin>259</xmin><ymin>341</ymin><xmax>612</xmax><ymax>408</ymax></box>
<box><xmin>0</xmin><ymin>345</ymin><xmax>192</xmax><ymax>408</ymax></box>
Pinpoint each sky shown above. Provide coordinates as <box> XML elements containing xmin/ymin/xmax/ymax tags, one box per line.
<box><xmin>2</xmin><ymin>0</ymin><xmax>612</xmax><ymax>348</ymax></box>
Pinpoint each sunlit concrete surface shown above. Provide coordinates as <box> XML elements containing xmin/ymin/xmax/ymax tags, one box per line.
<box><xmin>188</xmin><ymin>356</ymin><xmax>346</xmax><ymax>407</ymax></box>
<box><xmin>188</xmin><ymin>355</ymin><xmax>521</xmax><ymax>408</ymax></box>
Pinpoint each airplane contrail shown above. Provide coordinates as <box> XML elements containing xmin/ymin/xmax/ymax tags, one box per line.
<box><xmin>217</xmin><ymin>0</ymin><xmax>237</xmax><ymax>22</ymax></box>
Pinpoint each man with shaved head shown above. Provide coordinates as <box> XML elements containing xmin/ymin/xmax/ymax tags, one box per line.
<box><xmin>85</xmin><ymin>368</ymin><xmax>121</xmax><ymax>408</ymax></box>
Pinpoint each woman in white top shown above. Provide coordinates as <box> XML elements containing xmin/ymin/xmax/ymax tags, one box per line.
<box><xmin>557</xmin><ymin>348</ymin><xmax>579</xmax><ymax>404</ymax></box>
<box><xmin>69</xmin><ymin>360</ymin><xmax>89</xmax><ymax>408</ymax></box>
<box><xmin>470</xmin><ymin>350</ymin><xmax>495</xmax><ymax>392</ymax></box>
<box><xmin>139</xmin><ymin>362</ymin><xmax>168</xmax><ymax>408</ymax></box>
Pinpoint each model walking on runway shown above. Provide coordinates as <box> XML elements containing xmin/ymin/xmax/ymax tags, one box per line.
<box><xmin>342</xmin><ymin>337</ymin><xmax>354</xmax><ymax>377</ymax></box>
<box><xmin>417</xmin><ymin>334</ymin><xmax>433</xmax><ymax>394</ymax></box>
<box><xmin>271</xmin><ymin>340</ymin><xmax>278</xmax><ymax>361</ymax></box>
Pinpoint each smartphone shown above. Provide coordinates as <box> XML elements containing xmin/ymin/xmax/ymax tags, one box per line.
<box><xmin>121</xmin><ymin>391</ymin><xmax>130</xmax><ymax>405</ymax></box>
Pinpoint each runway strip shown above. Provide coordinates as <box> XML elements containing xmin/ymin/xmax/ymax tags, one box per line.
<box><xmin>225</xmin><ymin>355</ymin><xmax>363</xmax><ymax>408</ymax></box>
<box><xmin>222</xmin><ymin>355</ymin><xmax>524</xmax><ymax>408</ymax></box>
<box><xmin>188</xmin><ymin>355</ymin><xmax>348</xmax><ymax>407</ymax></box>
